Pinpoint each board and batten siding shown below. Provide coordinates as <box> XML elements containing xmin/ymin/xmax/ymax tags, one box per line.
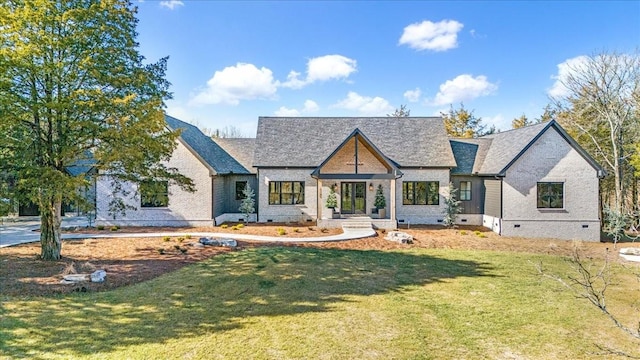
<box><xmin>483</xmin><ymin>179</ymin><xmax>502</xmax><ymax>218</ymax></box>
<box><xmin>451</xmin><ymin>175</ymin><xmax>484</xmax><ymax>214</ymax></box>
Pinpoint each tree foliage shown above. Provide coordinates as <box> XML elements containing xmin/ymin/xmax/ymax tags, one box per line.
<box><xmin>0</xmin><ymin>0</ymin><xmax>193</xmax><ymax>260</ymax></box>
<box><xmin>325</xmin><ymin>185</ymin><xmax>338</xmax><ymax>209</ymax></box>
<box><xmin>551</xmin><ymin>51</ymin><xmax>640</xmax><ymax>214</ymax></box>
<box><xmin>374</xmin><ymin>184</ymin><xmax>386</xmax><ymax>209</ymax></box>
<box><xmin>238</xmin><ymin>183</ymin><xmax>255</xmax><ymax>222</ymax></box>
<box><xmin>387</xmin><ymin>104</ymin><xmax>411</xmax><ymax>117</ymax></box>
<box><xmin>511</xmin><ymin>114</ymin><xmax>533</xmax><ymax>129</ymax></box>
<box><xmin>441</xmin><ymin>103</ymin><xmax>487</xmax><ymax>138</ymax></box>
<box><xmin>442</xmin><ymin>182</ymin><xmax>461</xmax><ymax>228</ymax></box>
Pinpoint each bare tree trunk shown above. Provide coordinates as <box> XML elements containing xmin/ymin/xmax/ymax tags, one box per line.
<box><xmin>40</xmin><ymin>196</ymin><xmax>62</xmax><ymax>260</ymax></box>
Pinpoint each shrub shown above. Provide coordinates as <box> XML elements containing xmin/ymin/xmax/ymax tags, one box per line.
<box><xmin>110</xmin><ymin>226</ymin><xmax>119</xmax><ymax>231</ymax></box>
<box><xmin>236</xmin><ymin>223</ymin><xmax>244</xmax><ymax>229</ymax></box>
<box><xmin>460</xmin><ymin>230</ymin><xmax>468</xmax><ymax>235</ymax></box>
<box><xmin>177</xmin><ymin>237</ymin><xmax>185</xmax><ymax>243</ymax></box>
<box><xmin>277</xmin><ymin>228</ymin><xmax>286</xmax><ymax>236</ymax></box>
<box><xmin>163</xmin><ymin>236</ymin><xmax>171</xmax><ymax>242</ymax></box>
<box><xmin>185</xmin><ymin>234</ymin><xmax>192</xmax><ymax>239</ymax></box>
<box><xmin>231</xmin><ymin>225</ymin><xmax>239</xmax><ymax>231</ymax></box>
<box><xmin>221</xmin><ymin>224</ymin><xmax>228</xmax><ymax>229</ymax></box>
<box><xmin>293</xmin><ymin>228</ymin><xmax>300</xmax><ymax>233</ymax></box>
<box><xmin>157</xmin><ymin>248</ymin><xmax>165</xmax><ymax>255</ymax></box>
<box><xmin>96</xmin><ymin>225</ymin><xmax>105</xmax><ymax>230</ymax></box>
<box><xmin>174</xmin><ymin>245</ymin><xmax>181</xmax><ymax>250</ymax></box>
<box><xmin>478</xmin><ymin>233</ymin><xmax>487</xmax><ymax>238</ymax></box>
<box><xmin>474</xmin><ymin>230</ymin><xmax>482</xmax><ymax>236</ymax></box>
<box><xmin>308</xmin><ymin>227</ymin><xmax>315</xmax><ymax>231</ymax></box>
<box><xmin>320</xmin><ymin>228</ymin><xmax>328</xmax><ymax>233</ymax></box>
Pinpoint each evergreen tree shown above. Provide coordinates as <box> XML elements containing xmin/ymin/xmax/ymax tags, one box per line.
<box><xmin>443</xmin><ymin>182</ymin><xmax>461</xmax><ymax>228</ymax></box>
<box><xmin>374</xmin><ymin>184</ymin><xmax>386</xmax><ymax>209</ymax></box>
<box><xmin>325</xmin><ymin>185</ymin><xmax>338</xmax><ymax>209</ymax></box>
<box><xmin>239</xmin><ymin>184</ymin><xmax>255</xmax><ymax>222</ymax></box>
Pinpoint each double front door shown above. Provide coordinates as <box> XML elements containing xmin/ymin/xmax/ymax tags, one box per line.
<box><xmin>341</xmin><ymin>182</ymin><xmax>366</xmax><ymax>215</ymax></box>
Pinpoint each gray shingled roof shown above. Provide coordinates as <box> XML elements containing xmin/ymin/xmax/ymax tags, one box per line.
<box><xmin>453</xmin><ymin>120</ymin><xmax>605</xmax><ymax>177</ymax></box>
<box><xmin>165</xmin><ymin>115</ymin><xmax>250</xmax><ymax>175</ymax></box>
<box><xmin>254</xmin><ymin>117</ymin><xmax>456</xmax><ymax>168</ymax></box>
<box><xmin>213</xmin><ymin>138</ymin><xmax>256</xmax><ymax>174</ymax></box>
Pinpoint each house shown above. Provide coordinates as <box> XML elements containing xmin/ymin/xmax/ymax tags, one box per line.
<box><xmin>95</xmin><ymin>115</ymin><xmax>605</xmax><ymax>241</ymax></box>
<box><xmin>450</xmin><ymin>121</ymin><xmax>605</xmax><ymax>241</ymax></box>
<box><xmin>95</xmin><ymin>115</ymin><xmax>256</xmax><ymax>226</ymax></box>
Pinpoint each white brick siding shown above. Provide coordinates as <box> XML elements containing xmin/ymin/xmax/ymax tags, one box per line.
<box><xmin>499</xmin><ymin>128</ymin><xmax>601</xmax><ymax>241</ymax></box>
<box><xmin>395</xmin><ymin>169</ymin><xmax>450</xmax><ymax>225</ymax></box>
<box><xmin>257</xmin><ymin>169</ymin><xmax>317</xmax><ymax>223</ymax></box>
<box><xmin>96</xmin><ymin>140</ymin><xmax>213</xmax><ymax>227</ymax></box>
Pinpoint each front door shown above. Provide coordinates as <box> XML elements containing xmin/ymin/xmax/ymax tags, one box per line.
<box><xmin>341</xmin><ymin>182</ymin><xmax>366</xmax><ymax>215</ymax></box>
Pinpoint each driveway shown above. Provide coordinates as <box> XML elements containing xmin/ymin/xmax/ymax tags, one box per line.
<box><xmin>0</xmin><ymin>216</ymin><xmax>89</xmax><ymax>248</ymax></box>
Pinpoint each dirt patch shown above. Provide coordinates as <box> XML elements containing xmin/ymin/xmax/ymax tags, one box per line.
<box><xmin>1</xmin><ymin>225</ymin><xmax>637</xmax><ymax>297</ymax></box>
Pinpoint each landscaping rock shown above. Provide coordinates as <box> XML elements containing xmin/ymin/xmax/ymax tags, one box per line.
<box><xmin>384</xmin><ymin>231</ymin><xmax>413</xmax><ymax>244</ymax></box>
<box><xmin>187</xmin><ymin>241</ymin><xmax>205</xmax><ymax>248</ymax></box>
<box><xmin>62</xmin><ymin>274</ymin><xmax>89</xmax><ymax>282</ymax></box>
<box><xmin>90</xmin><ymin>270</ymin><xmax>107</xmax><ymax>283</ymax></box>
<box><xmin>199</xmin><ymin>237</ymin><xmax>238</xmax><ymax>248</ymax></box>
<box><xmin>619</xmin><ymin>247</ymin><xmax>640</xmax><ymax>262</ymax></box>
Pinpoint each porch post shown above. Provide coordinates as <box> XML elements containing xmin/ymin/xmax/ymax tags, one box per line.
<box><xmin>317</xmin><ymin>179</ymin><xmax>322</xmax><ymax>220</ymax></box>
<box><xmin>390</xmin><ymin>178</ymin><xmax>396</xmax><ymax>221</ymax></box>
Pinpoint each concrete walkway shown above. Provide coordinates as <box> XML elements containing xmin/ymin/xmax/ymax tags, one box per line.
<box><xmin>0</xmin><ymin>216</ymin><xmax>376</xmax><ymax>248</ymax></box>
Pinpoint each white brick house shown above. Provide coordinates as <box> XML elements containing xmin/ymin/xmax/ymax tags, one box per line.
<box><xmin>96</xmin><ymin>115</ymin><xmax>605</xmax><ymax>241</ymax></box>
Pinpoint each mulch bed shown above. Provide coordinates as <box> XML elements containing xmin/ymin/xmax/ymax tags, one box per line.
<box><xmin>1</xmin><ymin>225</ymin><xmax>637</xmax><ymax>297</ymax></box>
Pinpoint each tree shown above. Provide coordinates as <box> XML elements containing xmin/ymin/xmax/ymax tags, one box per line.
<box><xmin>325</xmin><ymin>185</ymin><xmax>338</xmax><ymax>209</ymax></box>
<box><xmin>511</xmin><ymin>114</ymin><xmax>533</xmax><ymax>129</ymax></box>
<box><xmin>536</xmin><ymin>104</ymin><xmax>556</xmax><ymax>124</ymax></box>
<box><xmin>238</xmin><ymin>183</ymin><xmax>255</xmax><ymax>223</ymax></box>
<box><xmin>442</xmin><ymin>182</ymin><xmax>461</xmax><ymax>228</ymax></box>
<box><xmin>441</xmin><ymin>103</ymin><xmax>487</xmax><ymax>138</ymax></box>
<box><xmin>374</xmin><ymin>184</ymin><xmax>386</xmax><ymax>209</ymax></box>
<box><xmin>210</xmin><ymin>125</ymin><xmax>246</xmax><ymax>139</ymax></box>
<box><xmin>0</xmin><ymin>0</ymin><xmax>193</xmax><ymax>260</ymax></box>
<box><xmin>551</xmin><ymin>51</ymin><xmax>640</xmax><ymax>215</ymax></box>
<box><xmin>387</xmin><ymin>104</ymin><xmax>411</xmax><ymax>117</ymax></box>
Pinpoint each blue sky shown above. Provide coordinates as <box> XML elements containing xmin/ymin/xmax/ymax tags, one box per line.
<box><xmin>135</xmin><ymin>0</ymin><xmax>639</xmax><ymax>136</ymax></box>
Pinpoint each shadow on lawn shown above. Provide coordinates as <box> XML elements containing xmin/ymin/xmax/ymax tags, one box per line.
<box><xmin>0</xmin><ymin>247</ymin><xmax>495</xmax><ymax>358</ymax></box>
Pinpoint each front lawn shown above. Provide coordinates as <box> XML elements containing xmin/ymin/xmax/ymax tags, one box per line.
<box><xmin>1</xmin><ymin>234</ymin><xmax>638</xmax><ymax>359</ymax></box>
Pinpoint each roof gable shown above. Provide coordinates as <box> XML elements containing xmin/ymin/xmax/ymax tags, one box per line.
<box><xmin>311</xmin><ymin>128</ymin><xmax>400</xmax><ymax>178</ymax></box>
<box><xmin>465</xmin><ymin>120</ymin><xmax>605</xmax><ymax>177</ymax></box>
<box><xmin>213</xmin><ymin>138</ymin><xmax>256</xmax><ymax>174</ymax></box>
<box><xmin>254</xmin><ymin>117</ymin><xmax>456</xmax><ymax>168</ymax></box>
<box><xmin>165</xmin><ymin>115</ymin><xmax>251</xmax><ymax>175</ymax></box>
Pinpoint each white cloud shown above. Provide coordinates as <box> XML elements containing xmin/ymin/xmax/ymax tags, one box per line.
<box><xmin>547</xmin><ymin>55</ymin><xmax>589</xmax><ymax>98</ymax></box>
<box><xmin>303</xmin><ymin>100</ymin><xmax>319</xmax><ymax>113</ymax></box>
<box><xmin>281</xmin><ymin>55</ymin><xmax>357</xmax><ymax>89</ymax></box>
<box><xmin>190</xmin><ymin>63</ymin><xmax>278</xmax><ymax>106</ymax></box>
<box><xmin>159</xmin><ymin>0</ymin><xmax>183</xmax><ymax>10</ymax></box>
<box><xmin>274</xmin><ymin>99</ymin><xmax>320</xmax><ymax>117</ymax></box>
<box><xmin>430</xmin><ymin>74</ymin><xmax>497</xmax><ymax>106</ymax></box>
<box><xmin>399</xmin><ymin>20</ymin><xmax>464</xmax><ymax>52</ymax></box>
<box><xmin>333</xmin><ymin>92</ymin><xmax>393</xmax><ymax>115</ymax></box>
<box><xmin>274</xmin><ymin>106</ymin><xmax>300</xmax><ymax>117</ymax></box>
<box><xmin>404</xmin><ymin>87</ymin><xmax>422</xmax><ymax>103</ymax></box>
<box><xmin>483</xmin><ymin>114</ymin><xmax>508</xmax><ymax>130</ymax></box>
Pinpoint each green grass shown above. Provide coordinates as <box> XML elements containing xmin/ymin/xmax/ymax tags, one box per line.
<box><xmin>1</xmin><ymin>247</ymin><xmax>638</xmax><ymax>359</ymax></box>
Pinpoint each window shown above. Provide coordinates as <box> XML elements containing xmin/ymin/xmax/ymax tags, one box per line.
<box><xmin>269</xmin><ymin>181</ymin><xmax>305</xmax><ymax>205</ymax></box>
<box><xmin>537</xmin><ymin>182</ymin><xmax>564</xmax><ymax>208</ymax></box>
<box><xmin>140</xmin><ymin>181</ymin><xmax>168</xmax><ymax>208</ymax></box>
<box><xmin>402</xmin><ymin>181</ymin><xmax>439</xmax><ymax>205</ymax></box>
<box><xmin>459</xmin><ymin>181</ymin><xmax>472</xmax><ymax>201</ymax></box>
<box><xmin>235</xmin><ymin>181</ymin><xmax>247</xmax><ymax>200</ymax></box>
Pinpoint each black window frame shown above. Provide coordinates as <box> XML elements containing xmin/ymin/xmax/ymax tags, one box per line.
<box><xmin>536</xmin><ymin>182</ymin><xmax>564</xmax><ymax>209</ymax></box>
<box><xmin>402</xmin><ymin>181</ymin><xmax>439</xmax><ymax>205</ymax></box>
<box><xmin>235</xmin><ymin>181</ymin><xmax>247</xmax><ymax>200</ymax></box>
<box><xmin>268</xmin><ymin>181</ymin><xmax>305</xmax><ymax>205</ymax></box>
<box><xmin>140</xmin><ymin>180</ymin><xmax>169</xmax><ymax>208</ymax></box>
<box><xmin>459</xmin><ymin>181</ymin><xmax>472</xmax><ymax>201</ymax></box>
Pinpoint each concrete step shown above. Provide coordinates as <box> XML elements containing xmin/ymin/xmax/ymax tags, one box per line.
<box><xmin>341</xmin><ymin>221</ymin><xmax>373</xmax><ymax>230</ymax></box>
